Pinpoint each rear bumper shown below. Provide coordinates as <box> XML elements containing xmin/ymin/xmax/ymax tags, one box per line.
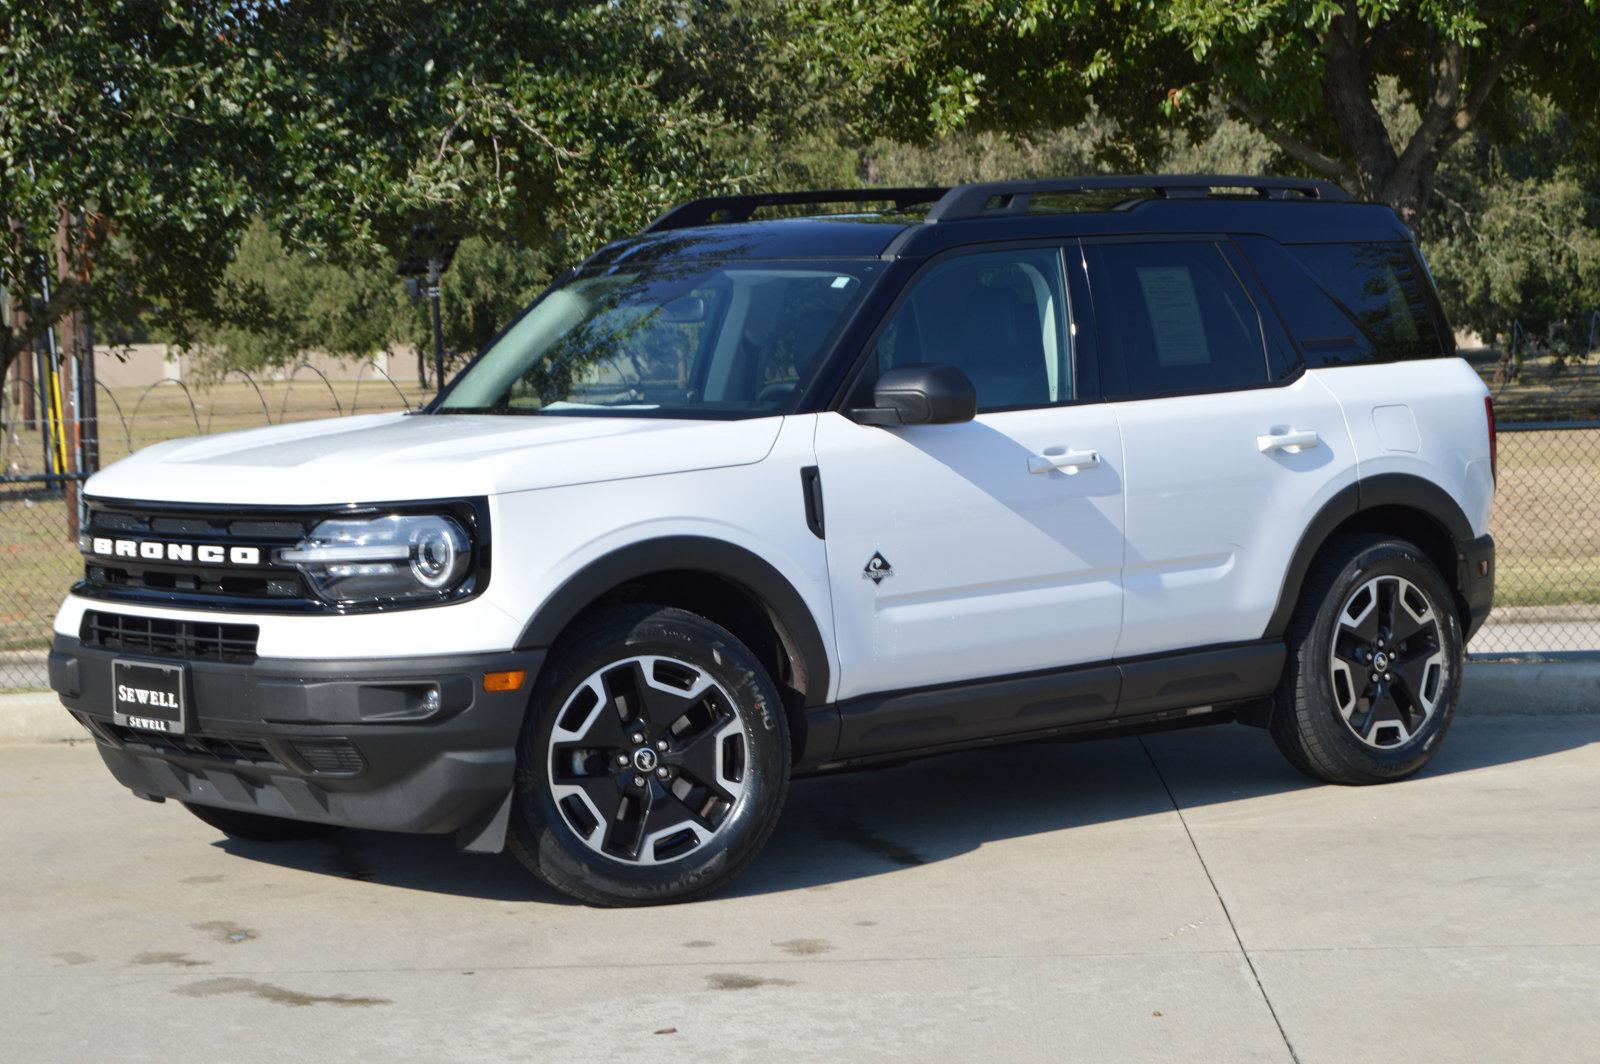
<box><xmin>1458</xmin><ymin>533</ymin><xmax>1495</xmax><ymax>640</ymax></box>
<box><xmin>49</xmin><ymin>636</ymin><xmax>544</xmax><ymax>848</ymax></box>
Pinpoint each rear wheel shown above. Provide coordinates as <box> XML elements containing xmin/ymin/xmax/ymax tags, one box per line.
<box><xmin>1271</xmin><ymin>535</ymin><xmax>1464</xmax><ymax>784</ymax></box>
<box><xmin>507</xmin><ymin>605</ymin><xmax>790</xmax><ymax>906</ymax></box>
<box><xmin>182</xmin><ymin>802</ymin><xmax>342</xmax><ymax>842</ymax></box>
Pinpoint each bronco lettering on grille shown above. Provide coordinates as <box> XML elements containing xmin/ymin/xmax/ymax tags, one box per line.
<box><xmin>89</xmin><ymin>538</ymin><xmax>260</xmax><ymax>566</ymax></box>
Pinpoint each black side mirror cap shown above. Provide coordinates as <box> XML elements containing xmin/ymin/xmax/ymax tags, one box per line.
<box><xmin>849</xmin><ymin>363</ymin><xmax>977</xmax><ymax>426</ymax></box>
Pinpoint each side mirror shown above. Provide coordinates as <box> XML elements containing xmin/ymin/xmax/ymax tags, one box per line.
<box><xmin>850</xmin><ymin>363</ymin><xmax>977</xmax><ymax>427</ymax></box>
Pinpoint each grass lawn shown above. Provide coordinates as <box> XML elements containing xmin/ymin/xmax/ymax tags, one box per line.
<box><xmin>1487</xmin><ymin>427</ymin><xmax>1600</xmax><ymax>606</ymax></box>
<box><xmin>1467</xmin><ymin>347</ymin><xmax>1600</xmax><ymax>424</ymax></box>
<box><xmin>0</xmin><ymin>490</ymin><xmax>82</xmax><ymax>652</ymax></box>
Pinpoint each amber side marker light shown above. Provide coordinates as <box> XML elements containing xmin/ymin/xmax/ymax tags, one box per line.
<box><xmin>483</xmin><ymin>670</ymin><xmax>527</xmax><ymax>693</ymax></box>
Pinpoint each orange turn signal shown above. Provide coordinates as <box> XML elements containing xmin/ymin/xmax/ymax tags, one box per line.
<box><xmin>482</xmin><ymin>670</ymin><xmax>527</xmax><ymax>693</ymax></box>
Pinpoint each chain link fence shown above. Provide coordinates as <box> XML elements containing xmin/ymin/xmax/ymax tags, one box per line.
<box><xmin>2</xmin><ymin>363</ymin><xmax>429</xmax><ymax>690</ymax></box>
<box><xmin>1471</xmin><ymin>422</ymin><xmax>1600</xmax><ymax>656</ymax></box>
<box><xmin>1</xmin><ymin>473</ymin><xmax>88</xmax><ymax>690</ymax></box>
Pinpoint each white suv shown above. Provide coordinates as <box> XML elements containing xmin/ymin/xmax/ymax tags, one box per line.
<box><xmin>52</xmin><ymin>176</ymin><xmax>1496</xmax><ymax>905</ymax></box>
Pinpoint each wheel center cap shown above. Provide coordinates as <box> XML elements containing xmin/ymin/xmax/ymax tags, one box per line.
<box><xmin>632</xmin><ymin>747</ymin><xmax>659</xmax><ymax>773</ymax></box>
<box><xmin>1372</xmin><ymin>651</ymin><xmax>1390</xmax><ymax>672</ymax></box>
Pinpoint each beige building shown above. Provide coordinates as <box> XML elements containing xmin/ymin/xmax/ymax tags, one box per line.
<box><xmin>93</xmin><ymin>344</ymin><xmax>404</xmax><ymax>389</ymax></box>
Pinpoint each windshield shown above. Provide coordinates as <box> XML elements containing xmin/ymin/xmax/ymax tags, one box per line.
<box><xmin>437</xmin><ymin>259</ymin><xmax>882</xmax><ymax>418</ymax></box>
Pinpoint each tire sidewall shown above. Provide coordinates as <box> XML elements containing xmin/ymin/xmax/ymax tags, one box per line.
<box><xmin>1301</xmin><ymin>540</ymin><xmax>1464</xmax><ymax>776</ymax></box>
<box><xmin>512</xmin><ymin>608</ymin><xmax>789</xmax><ymax>904</ymax></box>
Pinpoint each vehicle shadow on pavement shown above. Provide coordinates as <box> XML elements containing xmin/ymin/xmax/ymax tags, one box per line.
<box><xmin>211</xmin><ymin>716</ymin><xmax>1598</xmax><ymax>903</ymax></box>
<box><xmin>212</xmin><ymin>829</ymin><xmax>564</xmax><ymax>903</ymax></box>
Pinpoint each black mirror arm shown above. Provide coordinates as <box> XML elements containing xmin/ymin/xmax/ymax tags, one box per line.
<box><xmin>846</xmin><ymin>406</ymin><xmax>905</xmax><ymax>427</ymax></box>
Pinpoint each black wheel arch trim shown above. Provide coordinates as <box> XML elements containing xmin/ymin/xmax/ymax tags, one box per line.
<box><xmin>1263</xmin><ymin>472</ymin><xmax>1476</xmax><ymax>640</ymax></box>
<box><xmin>515</xmin><ymin>535</ymin><xmax>833</xmax><ymax>712</ymax></box>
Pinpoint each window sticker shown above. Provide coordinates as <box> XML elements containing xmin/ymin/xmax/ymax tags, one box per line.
<box><xmin>1136</xmin><ymin>266</ymin><xmax>1211</xmax><ymax>366</ymax></box>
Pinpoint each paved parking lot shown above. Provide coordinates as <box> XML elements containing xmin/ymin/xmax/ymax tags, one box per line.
<box><xmin>3</xmin><ymin>714</ymin><xmax>1599</xmax><ymax>1063</ymax></box>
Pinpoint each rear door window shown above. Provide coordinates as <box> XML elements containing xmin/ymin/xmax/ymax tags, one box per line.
<box><xmin>1086</xmin><ymin>241</ymin><xmax>1270</xmax><ymax>398</ymax></box>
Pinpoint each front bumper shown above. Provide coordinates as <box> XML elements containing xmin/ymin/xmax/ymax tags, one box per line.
<box><xmin>50</xmin><ymin>636</ymin><xmax>545</xmax><ymax>850</ymax></box>
<box><xmin>1458</xmin><ymin>533</ymin><xmax>1495</xmax><ymax>640</ymax></box>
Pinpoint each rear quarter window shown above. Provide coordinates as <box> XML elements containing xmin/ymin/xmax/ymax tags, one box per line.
<box><xmin>1239</xmin><ymin>238</ymin><xmax>1448</xmax><ymax>368</ymax></box>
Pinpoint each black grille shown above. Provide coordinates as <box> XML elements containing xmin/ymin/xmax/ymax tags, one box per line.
<box><xmin>292</xmin><ymin>739</ymin><xmax>367</xmax><ymax>775</ymax></box>
<box><xmin>105</xmin><ymin>724</ymin><xmax>281</xmax><ymax>768</ymax></box>
<box><xmin>80</xmin><ymin>502</ymin><xmax>317</xmax><ymax>609</ymax></box>
<box><xmin>81</xmin><ymin>610</ymin><xmax>259</xmax><ymax>663</ymax></box>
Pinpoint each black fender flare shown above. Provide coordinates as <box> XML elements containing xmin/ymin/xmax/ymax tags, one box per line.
<box><xmin>516</xmin><ymin>535</ymin><xmax>832</xmax><ymax>709</ymax></box>
<box><xmin>1262</xmin><ymin>473</ymin><xmax>1474</xmax><ymax>639</ymax></box>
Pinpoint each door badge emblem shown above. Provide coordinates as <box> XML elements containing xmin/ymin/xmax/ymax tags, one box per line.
<box><xmin>863</xmin><ymin>552</ymin><xmax>894</xmax><ymax>584</ymax></box>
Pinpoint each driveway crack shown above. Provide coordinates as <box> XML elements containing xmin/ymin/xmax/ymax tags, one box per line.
<box><xmin>1139</xmin><ymin>736</ymin><xmax>1302</xmax><ymax>1064</ymax></box>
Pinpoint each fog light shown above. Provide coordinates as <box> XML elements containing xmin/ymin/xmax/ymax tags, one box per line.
<box><xmin>483</xmin><ymin>670</ymin><xmax>526</xmax><ymax>693</ymax></box>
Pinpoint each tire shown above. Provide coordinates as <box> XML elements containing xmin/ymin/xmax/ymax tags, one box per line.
<box><xmin>507</xmin><ymin>604</ymin><xmax>790</xmax><ymax>906</ymax></box>
<box><xmin>182</xmin><ymin>802</ymin><xmax>342</xmax><ymax>842</ymax></box>
<box><xmin>1270</xmin><ymin>534</ymin><xmax>1464</xmax><ymax>784</ymax></box>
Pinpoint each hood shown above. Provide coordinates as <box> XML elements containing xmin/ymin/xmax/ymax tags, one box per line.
<box><xmin>85</xmin><ymin>412</ymin><xmax>785</xmax><ymax>506</ymax></box>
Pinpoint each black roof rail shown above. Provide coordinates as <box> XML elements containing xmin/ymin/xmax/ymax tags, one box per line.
<box><xmin>642</xmin><ymin>187</ymin><xmax>947</xmax><ymax>233</ymax></box>
<box><xmin>923</xmin><ymin>174</ymin><xmax>1351</xmax><ymax>222</ymax></box>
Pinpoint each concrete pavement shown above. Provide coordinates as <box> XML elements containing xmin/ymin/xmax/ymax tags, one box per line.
<box><xmin>3</xmin><ymin>715</ymin><xmax>1599</xmax><ymax>1063</ymax></box>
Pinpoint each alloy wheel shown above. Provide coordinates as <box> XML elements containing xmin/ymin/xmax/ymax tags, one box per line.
<box><xmin>547</xmin><ymin>655</ymin><xmax>748</xmax><ymax>865</ymax></box>
<box><xmin>1328</xmin><ymin>574</ymin><xmax>1446</xmax><ymax>748</ymax></box>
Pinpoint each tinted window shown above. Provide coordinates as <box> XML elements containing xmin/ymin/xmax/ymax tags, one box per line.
<box><xmin>439</xmin><ymin>261</ymin><xmax>879</xmax><ymax>418</ymax></box>
<box><xmin>872</xmin><ymin>248</ymin><xmax>1070</xmax><ymax>412</ymax></box>
<box><xmin>1089</xmin><ymin>242</ymin><xmax>1269</xmax><ymax>398</ymax></box>
<box><xmin>1286</xmin><ymin>242</ymin><xmax>1445</xmax><ymax>362</ymax></box>
<box><xmin>1234</xmin><ymin>235</ymin><xmax>1376</xmax><ymax>371</ymax></box>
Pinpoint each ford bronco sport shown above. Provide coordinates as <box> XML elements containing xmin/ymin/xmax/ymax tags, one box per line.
<box><xmin>52</xmin><ymin>175</ymin><xmax>1495</xmax><ymax>905</ymax></box>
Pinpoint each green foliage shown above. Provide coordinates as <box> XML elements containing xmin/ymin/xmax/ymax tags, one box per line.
<box><xmin>1422</xmin><ymin>96</ymin><xmax>1600</xmax><ymax>351</ymax></box>
<box><xmin>5</xmin><ymin>0</ymin><xmax>1599</xmax><ymax>391</ymax></box>
<box><xmin>189</xmin><ymin>219</ymin><xmax>408</xmax><ymax>378</ymax></box>
<box><xmin>191</xmin><ymin>219</ymin><xmax>557</xmax><ymax>381</ymax></box>
<box><xmin>790</xmin><ymin>1</ymin><xmax>1600</xmax><ymax>223</ymax></box>
<box><xmin>0</xmin><ymin>1</ymin><xmax>763</xmax><ymax>389</ymax></box>
<box><xmin>0</xmin><ymin>1</ymin><xmax>302</xmax><ymax>377</ymax></box>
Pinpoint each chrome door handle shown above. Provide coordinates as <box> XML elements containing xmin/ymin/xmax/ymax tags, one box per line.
<box><xmin>1028</xmin><ymin>449</ymin><xmax>1101</xmax><ymax>475</ymax></box>
<box><xmin>1257</xmin><ymin>428</ymin><xmax>1321</xmax><ymax>454</ymax></box>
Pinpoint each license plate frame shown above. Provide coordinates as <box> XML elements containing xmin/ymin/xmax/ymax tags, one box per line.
<box><xmin>112</xmin><ymin>659</ymin><xmax>190</xmax><ymax>735</ymax></box>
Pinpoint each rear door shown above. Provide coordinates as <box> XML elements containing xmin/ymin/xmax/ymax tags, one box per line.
<box><xmin>815</xmin><ymin>244</ymin><xmax>1126</xmax><ymax>730</ymax></box>
<box><xmin>1083</xmin><ymin>237</ymin><xmax>1358</xmax><ymax>661</ymax></box>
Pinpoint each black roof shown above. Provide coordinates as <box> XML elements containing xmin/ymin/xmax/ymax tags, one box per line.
<box><xmin>581</xmin><ymin>175</ymin><xmax>1411</xmax><ymax>270</ymax></box>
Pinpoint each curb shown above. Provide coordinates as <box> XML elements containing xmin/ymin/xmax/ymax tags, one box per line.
<box><xmin>0</xmin><ymin>692</ymin><xmax>86</xmax><ymax>744</ymax></box>
<box><xmin>1457</xmin><ymin>660</ymin><xmax>1600</xmax><ymax>717</ymax></box>
<box><xmin>1</xmin><ymin>660</ymin><xmax>1595</xmax><ymax>746</ymax></box>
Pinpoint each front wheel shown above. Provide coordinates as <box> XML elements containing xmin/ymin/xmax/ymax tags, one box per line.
<box><xmin>507</xmin><ymin>605</ymin><xmax>790</xmax><ymax>906</ymax></box>
<box><xmin>1271</xmin><ymin>535</ymin><xmax>1464</xmax><ymax>784</ymax></box>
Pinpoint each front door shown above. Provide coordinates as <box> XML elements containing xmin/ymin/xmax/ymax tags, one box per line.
<box><xmin>814</xmin><ymin>245</ymin><xmax>1126</xmax><ymax>732</ymax></box>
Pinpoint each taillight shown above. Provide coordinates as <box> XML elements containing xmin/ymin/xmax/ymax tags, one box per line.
<box><xmin>1485</xmin><ymin>395</ymin><xmax>1497</xmax><ymax>486</ymax></box>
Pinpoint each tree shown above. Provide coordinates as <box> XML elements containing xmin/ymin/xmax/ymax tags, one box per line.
<box><xmin>1422</xmin><ymin>93</ymin><xmax>1600</xmax><ymax>352</ymax></box>
<box><xmin>187</xmin><ymin>218</ymin><xmax>410</xmax><ymax>379</ymax></box>
<box><xmin>0</xmin><ymin>2</ymin><xmax>294</xmax><ymax>391</ymax></box>
<box><xmin>1</xmin><ymin>1</ymin><xmax>768</xmax><ymax>393</ymax></box>
<box><xmin>793</xmin><ymin>1</ymin><xmax>1600</xmax><ymax>226</ymax></box>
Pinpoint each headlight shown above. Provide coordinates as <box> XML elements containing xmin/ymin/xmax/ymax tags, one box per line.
<box><xmin>278</xmin><ymin>513</ymin><xmax>474</xmax><ymax>606</ymax></box>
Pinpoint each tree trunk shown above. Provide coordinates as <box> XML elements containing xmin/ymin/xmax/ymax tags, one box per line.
<box><xmin>55</xmin><ymin>207</ymin><xmax>84</xmax><ymax>535</ymax></box>
<box><xmin>9</xmin><ymin>296</ymin><xmax>36</xmax><ymax>429</ymax></box>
